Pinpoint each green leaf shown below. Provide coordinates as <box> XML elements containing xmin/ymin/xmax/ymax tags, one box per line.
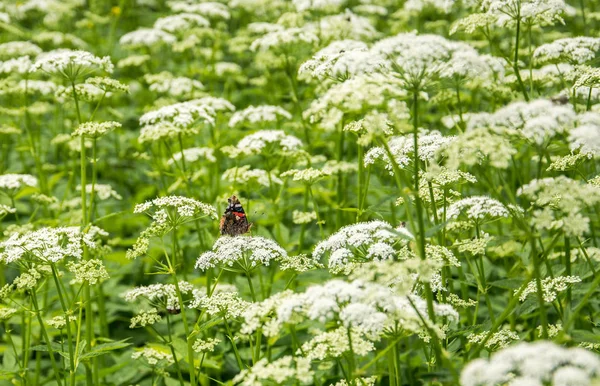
<box><xmin>79</xmin><ymin>339</ymin><xmax>131</xmax><ymax>361</ymax></box>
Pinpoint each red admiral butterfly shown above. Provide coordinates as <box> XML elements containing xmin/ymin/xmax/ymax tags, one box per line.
<box><xmin>219</xmin><ymin>195</ymin><xmax>252</xmax><ymax>236</ymax></box>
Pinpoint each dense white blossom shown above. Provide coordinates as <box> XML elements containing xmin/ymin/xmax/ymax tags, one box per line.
<box><xmin>313</xmin><ymin>221</ymin><xmax>413</xmax><ymax>273</ymax></box>
<box><xmin>168</xmin><ymin>147</ymin><xmax>216</xmax><ymax>165</ymax></box>
<box><xmin>570</xmin><ymin>112</ymin><xmax>600</xmax><ymax>156</ymax></box>
<box><xmin>221</xmin><ymin>129</ymin><xmax>302</xmax><ymax>158</ymax></box>
<box><xmin>299</xmin><ymin>40</ymin><xmax>388</xmax><ymax>80</ymax></box>
<box><xmin>123</xmin><ymin>281</ymin><xmax>195</xmax><ymax>311</ymax></box>
<box><xmin>0</xmin><ymin>41</ymin><xmax>42</xmax><ymax>59</ymax></box>
<box><xmin>153</xmin><ymin>13</ymin><xmax>210</xmax><ymax>33</ymax></box>
<box><xmin>365</xmin><ymin>131</ymin><xmax>454</xmax><ymax>174</ymax></box>
<box><xmin>196</xmin><ymin>236</ymin><xmax>288</xmax><ymax>271</ymax></box>
<box><xmin>534</xmin><ymin>37</ymin><xmax>600</xmax><ymax>65</ymax></box>
<box><xmin>168</xmin><ymin>1</ymin><xmax>231</xmax><ymax>19</ymax></box>
<box><xmin>222</xmin><ymin>166</ymin><xmax>283</xmax><ymax>187</ymax></box>
<box><xmin>228</xmin><ymin>105</ymin><xmax>291</xmax><ymax>128</ymax></box>
<box><xmin>250</xmin><ymin>27</ymin><xmax>318</xmax><ymax>52</ymax></box>
<box><xmin>30</xmin><ymin>49</ymin><xmax>113</xmax><ymax>77</ymax></box>
<box><xmin>0</xmin><ymin>226</ymin><xmax>108</xmax><ymax>263</ymax></box>
<box><xmin>445</xmin><ymin>196</ymin><xmax>510</xmax><ymax>222</ymax></box>
<box><xmin>460</xmin><ymin>341</ymin><xmax>600</xmax><ymax>386</ymax></box>
<box><xmin>0</xmin><ymin>174</ymin><xmax>38</xmax><ymax>190</ymax></box>
<box><xmin>233</xmin><ymin>356</ymin><xmax>313</xmax><ymax>386</ymax></box>
<box><xmin>119</xmin><ymin>28</ymin><xmax>177</xmax><ymax>48</ymax></box>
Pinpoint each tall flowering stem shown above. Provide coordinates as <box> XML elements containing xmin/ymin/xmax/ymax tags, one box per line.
<box><xmin>410</xmin><ymin>89</ymin><xmax>437</xmax><ymax>327</ymax></box>
<box><xmin>168</xmin><ymin>228</ymin><xmax>197</xmax><ymax>386</ymax></box>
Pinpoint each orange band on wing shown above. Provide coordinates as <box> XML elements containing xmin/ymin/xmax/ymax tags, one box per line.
<box><xmin>232</xmin><ymin>211</ymin><xmax>246</xmax><ymax>217</ymax></box>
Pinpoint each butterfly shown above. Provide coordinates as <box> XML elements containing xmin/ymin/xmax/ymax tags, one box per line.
<box><xmin>219</xmin><ymin>195</ymin><xmax>252</xmax><ymax>236</ymax></box>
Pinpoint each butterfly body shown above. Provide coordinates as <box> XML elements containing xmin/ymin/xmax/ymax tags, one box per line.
<box><xmin>219</xmin><ymin>195</ymin><xmax>252</xmax><ymax>236</ymax></box>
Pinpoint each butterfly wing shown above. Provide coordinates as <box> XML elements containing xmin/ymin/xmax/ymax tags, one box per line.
<box><xmin>219</xmin><ymin>196</ymin><xmax>252</xmax><ymax>236</ymax></box>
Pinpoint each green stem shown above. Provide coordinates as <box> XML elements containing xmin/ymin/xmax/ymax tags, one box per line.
<box><xmin>50</xmin><ymin>265</ymin><xmax>76</xmax><ymax>386</ymax></box>
<box><xmin>31</xmin><ymin>289</ymin><xmax>64</xmax><ymax>386</ymax></box>
<box><xmin>513</xmin><ymin>16</ymin><xmax>530</xmax><ymax>101</ymax></box>
<box><xmin>168</xmin><ymin>229</ymin><xmax>197</xmax><ymax>386</ymax></box>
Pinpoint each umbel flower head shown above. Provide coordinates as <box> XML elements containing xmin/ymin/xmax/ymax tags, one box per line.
<box><xmin>228</xmin><ymin>105</ymin><xmax>292</xmax><ymax>128</ymax></box>
<box><xmin>127</xmin><ymin>196</ymin><xmax>217</xmax><ymax>259</ymax></box>
<box><xmin>195</xmin><ymin>236</ymin><xmax>288</xmax><ymax>272</ymax></box>
<box><xmin>72</xmin><ymin>121</ymin><xmax>121</xmax><ymax>138</ymax></box>
<box><xmin>0</xmin><ymin>174</ymin><xmax>38</xmax><ymax>191</ymax></box>
<box><xmin>221</xmin><ymin>130</ymin><xmax>303</xmax><ymax>158</ymax></box>
<box><xmin>119</xmin><ymin>28</ymin><xmax>176</xmax><ymax>49</ymax></box>
<box><xmin>233</xmin><ymin>356</ymin><xmax>313</xmax><ymax>386</ymax></box>
<box><xmin>444</xmin><ymin>196</ymin><xmax>510</xmax><ymax>224</ymax></box>
<box><xmin>298</xmin><ymin>39</ymin><xmax>388</xmax><ymax>81</ymax></box>
<box><xmin>460</xmin><ymin>341</ymin><xmax>600</xmax><ymax>386</ymax></box>
<box><xmin>313</xmin><ymin>221</ymin><xmax>414</xmax><ymax>274</ymax></box>
<box><xmin>138</xmin><ymin>99</ymin><xmax>217</xmax><ymax>143</ymax></box>
<box><xmin>518</xmin><ymin>176</ymin><xmax>600</xmax><ymax>237</ymax></box>
<box><xmin>0</xmin><ymin>226</ymin><xmax>108</xmax><ymax>264</ymax></box>
<box><xmin>365</xmin><ymin>131</ymin><xmax>455</xmax><ymax>174</ymax></box>
<box><xmin>534</xmin><ymin>37</ymin><xmax>600</xmax><ymax>65</ymax></box>
<box><xmin>153</xmin><ymin>12</ymin><xmax>210</xmax><ymax>34</ymax></box>
<box><xmin>244</xmin><ymin>279</ymin><xmax>458</xmax><ymax>341</ymax></box>
<box><xmin>30</xmin><ymin>49</ymin><xmax>113</xmax><ymax>79</ymax></box>
<box><xmin>123</xmin><ymin>281</ymin><xmax>196</xmax><ymax>312</ymax></box>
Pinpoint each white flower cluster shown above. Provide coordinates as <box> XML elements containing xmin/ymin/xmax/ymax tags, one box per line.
<box><xmin>221</xmin><ymin>129</ymin><xmax>303</xmax><ymax>158</ymax></box>
<box><xmin>134</xmin><ymin>196</ymin><xmax>217</xmax><ymax>220</ymax></box>
<box><xmin>469</xmin><ymin>99</ymin><xmax>577</xmax><ymax>146</ymax></box>
<box><xmin>76</xmin><ymin>184</ymin><xmax>122</xmax><ymax>200</ymax></box>
<box><xmin>481</xmin><ymin>0</ymin><xmax>568</xmax><ymax>27</ymax></box>
<box><xmin>306</xmin><ymin>10</ymin><xmax>378</xmax><ymax>42</ymax></box>
<box><xmin>138</xmin><ymin>99</ymin><xmax>217</xmax><ymax>143</ymax></box>
<box><xmin>123</xmin><ymin>281</ymin><xmax>195</xmax><ymax>311</ymax></box>
<box><xmin>195</xmin><ymin>236</ymin><xmax>288</xmax><ymax>271</ymax></box>
<box><xmin>242</xmin><ymin>279</ymin><xmax>458</xmax><ymax>341</ymax></box>
<box><xmin>0</xmin><ymin>56</ymin><xmax>33</xmax><ymax>74</ymax></box>
<box><xmin>66</xmin><ymin>259</ymin><xmax>110</xmax><ymax>285</ymax></box>
<box><xmin>570</xmin><ymin>112</ymin><xmax>600</xmax><ymax>157</ymax></box>
<box><xmin>168</xmin><ymin>1</ymin><xmax>231</xmax><ymax>19</ymax></box>
<box><xmin>534</xmin><ymin>37</ymin><xmax>600</xmax><ymax>65</ymax></box>
<box><xmin>191</xmin><ymin>290</ymin><xmax>249</xmax><ymax>319</ymax></box>
<box><xmin>228</xmin><ymin>105</ymin><xmax>292</xmax><ymax>128</ymax></box>
<box><xmin>518</xmin><ymin>275</ymin><xmax>582</xmax><ymax>302</ymax></box>
<box><xmin>365</xmin><ymin>131</ymin><xmax>454</xmax><ymax>174</ymax></box>
<box><xmin>0</xmin><ymin>226</ymin><xmax>108</xmax><ymax>263</ymax></box>
<box><xmin>192</xmin><ymin>337</ymin><xmax>221</xmax><ymax>353</ymax></box>
<box><xmin>168</xmin><ymin>147</ymin><xmax>216</xmax><ymax>166</ymax></box>
<box><xmin>443</xmin><ymin>127</ymin><xmax>517</xmax><ymax>169</ymax></box>
<box><xmin>72</xmin><ymin>121</ymin><xmax>121</xmax><ymax>138</ymax></box>
<box><xmin>153</xmin><ymin>12</ymin><xmax>210</xmax><ymax>33</ymax></box>
<box><xmin>460</xmin><ymin>341</ymin><xmax>600</xmax><ymax>386</ymax></box>
<box><xmin>119</xmin><ymin>28</ymin><xmax>176</xmax><ymax>49</ymax></box>
<box><xmin>250</xmin><ymin>27</ymin><xmax>319</xmax><ymax>52</ymax></box>
<box><xmin>222</xmin><ymin>166</ymin><xmax>283</xmax><ymax>187</ymax></box>
<box><xmin>313</xmin><ymin>221</ymin><xmax>414</xmax><ymax>274</ymax></box>
<box><xmin>518</xmin><ymin>176</ymin><xmax>600</xmax><ymax>236</ymax></box>
<box><xmin>130</xmin><ymin>308</ymin><xmax>162</xmax><ymax>328</ymax></box>
<box><xmin>301</xmin><ymin>327</ymin><xmax>376</xmax><ymax>361</ymax></box>
<box><xmin>233</xmin><ymin>356</ymin><xmax>313</xmax><ymax>386</ymax></box>
<box><xmin>303</xmin><ymin>74</ymin><xmax>406</xmax><ymax>129</ymax></box>
<box><xmin>131</xmin><ymin>347</ymin><xmax>175</xmax><ymax>366</ymax></box>
<box><xmin>145</xmin><ymin>72</ymin><xmax>204</xmax><ymax>98</ymax></box>
<box><xmin>0</xmin><ymin>41</ymin><xmax>42</xmax><ymax>59</ymax></box>
<box><xmin>445</xmin><ymin>196</ymin><xmax>510</xmax><ymax>223</ymax></box>
<box><xmin>0</xmin><ymin>174</ymin><xmax>38</xmax><ymax>190</ymax></box>
<box><xmin>298</xmin><ymin>40</ymin><xmax>388</xmax><ymax>81</ymax></box>
<box><xmin>30</xmin><ymin>49</ymin><xmax>113</xmax><ymax>77</ymax></box>
<box><xmin>292</xmin><ymin>0</ymin><xmax>343</xmax><ymax>12</ymax></box>
<box><xmin>467</xmin><ymin>328</ymin><xmax>519</xmax><ymax>350</ymax></box>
